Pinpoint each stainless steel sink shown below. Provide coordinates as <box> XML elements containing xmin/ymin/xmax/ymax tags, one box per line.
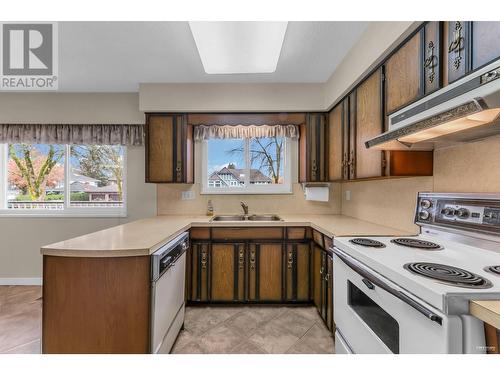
<box><xmin>247</xmin><ymin>214</ymin><xmax>282</xmax><ymax>221</ymax></box>
<box><xmin>210</xmin><ymin>214</ymin><xmax>282</xmax><ymax>222</ymax></box>
<box><xmin>211</xmin><ymin>215</ymin><xmax>246</xmax><ymax>221</ymax></box>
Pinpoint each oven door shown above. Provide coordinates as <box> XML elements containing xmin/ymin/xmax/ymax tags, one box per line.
<box><xmin>333</xmin><ymin>247</ymin><xmax>462</xmax><ymax>354</ymax></box>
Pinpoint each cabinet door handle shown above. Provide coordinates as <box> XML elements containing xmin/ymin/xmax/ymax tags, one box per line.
<box><xmin>250</xmin><ymin>249</ymin><xmax>256</xmax><ymax>270</ymax></box>
<box><xmin>238</xmin><ymin>248</ymin><xmax>245</xmax><ymax>270</ymax></box>
<box><xmin>362</xmin><ymin>278</ymin><xmax>374</xmax><ymax>290</ymax></box>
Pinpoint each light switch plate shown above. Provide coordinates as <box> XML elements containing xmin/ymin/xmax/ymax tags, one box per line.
<box><xmin>181</xmin><ymin>191</ymin><xmax>195</xmax><ymax>200</ymax></box>
<box><xmin>345</xmin><ymin>190</ymin><xmax>351</xmax><ymax>201</ymax></box>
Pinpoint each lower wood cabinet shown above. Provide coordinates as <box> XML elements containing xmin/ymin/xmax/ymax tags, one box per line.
<box><xmin>312</xmin><ymin>245</ymin><xmax>334</xmax><ymax>332</ymax></box>
<box><xmin>210</xmin><ymin>243</ymin><xmax>244</xmax><ymax>302</ymax></box>
<box><xmin>284</xmin><ymin>243</ymin><xmax>311</xmax><ymax>302</ymax></box>
<box><xmin>248</xmin><ymin>243</ymin><xmax>283</xmax><ymax>302</ymax></box>
<box><xmin>187</xmin><ymin>229</ymin><xmax>312</xmax><ymax>304</ymax></box>
<box><xmin>187</xmin><ymin>242</ymin><xmax>210</xmax><ymax>302</ymax></box>
<box><xmin>186</xmin><ymin>228</ymin><xmax>332</xmax><ymax>331</ymax></box>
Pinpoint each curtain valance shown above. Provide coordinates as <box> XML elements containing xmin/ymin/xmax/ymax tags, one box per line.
<box><xmin>0</xmin><ymin>124</ymin><xmax>144</xmax><ymax>146</ymax></box>
<box><xmin>194</xmin><ymin>124</ymin><xmax>299</xmax><ymax>141</ymax></box>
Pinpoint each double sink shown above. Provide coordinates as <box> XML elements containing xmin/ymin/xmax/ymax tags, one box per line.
<box><xmin>210</xmin><ymin>214</ymin><xmax>283</xmax><ymax>222</ymax></box>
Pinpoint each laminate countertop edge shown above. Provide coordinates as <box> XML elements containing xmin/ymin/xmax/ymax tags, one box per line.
<box><xmin>470</xmin><ymin>300</ymin><xmax>500</xmax><ymax>330</ymax></box>
<box><xmin>40</xmin><ymin>214</ymin><xmax>415</xmax><ymax>257</ymax></box>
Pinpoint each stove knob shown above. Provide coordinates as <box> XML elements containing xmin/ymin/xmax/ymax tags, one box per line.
<box><xmin>455</xmin><ymin>208</ymin><xmax>470</xmax><ymax>219</ymax></box>
<box><xmin>420</xmin><ymin>199</ymin><xmax>432</xmax><ymax>209</ymax></box>
<box><xmin>441</xmin><ymin>207</ymin><xmax>454</xmax><ymax>216</ymax></box>
<box><xmin>419</xmin><ymin>210</ymin><xmax>430</xmax><ymax>220</ymax></box>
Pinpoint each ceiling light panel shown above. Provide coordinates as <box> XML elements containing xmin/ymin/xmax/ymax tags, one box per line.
<box><xmin>189</xmin><ymin>21</ymin><xmax>288</xmax><ymax>74</ymax></box>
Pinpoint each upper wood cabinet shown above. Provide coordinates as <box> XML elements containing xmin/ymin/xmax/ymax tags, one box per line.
<box><xmin>355</xmin><ymin>68</ymin><xmax>384</xmax><ymax>179</ymax></box>
<box><xmin>385</xmin><ymin>32</ymin><xmax>422</xmax><ymax>114</ymax></box>
<box><xmin>471</xmin><ymin>22</ymin><xmax>500</xmax><ymax>70</ymax></box>
<box><xmin>299</xmin><ymin>113</ymin><xmax>328</xmax><ymax>182</ymax></box>
<box><xmin>327</xmin><ymin>103</ymin><xmax>344</xmax><ymax>181</ymax></box>
<box><xmin>444</xmin><ymin>21</ymin><xmax>470</xmax><ymax>84</ymax></box>
<box><xmin>145</xmin><ymin>113</ymin><xmax>194</xmax><ymax>183</ymax></box>
<box><xmin>423</xmin><ymin>21</ymin><xmax>442</xmax><ymax>95</ymax></box>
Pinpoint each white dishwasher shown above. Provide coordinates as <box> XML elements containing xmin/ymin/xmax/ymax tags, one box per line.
<box><xmin>150</xmin><ymin>232</ymin><xmax>188</xmax><ymax>354</ymax></box>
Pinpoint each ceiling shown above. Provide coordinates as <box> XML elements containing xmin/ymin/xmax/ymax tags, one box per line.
<box><xmin>58</xmin><ymin>21</ymin><xmax>369</xmax><ymax>92</ymax></box>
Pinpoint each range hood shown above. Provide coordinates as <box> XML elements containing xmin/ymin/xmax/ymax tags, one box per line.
<box><xmin>366</xmin><ymin>63</ymin><xmax>500</xmax><ymax>150</ymax></box>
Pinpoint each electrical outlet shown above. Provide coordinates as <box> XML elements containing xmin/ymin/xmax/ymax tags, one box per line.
<box><xmin>345</xmin><ymin>190</ymin><xmax>351</xmax><ymax>201</ymax></box>
<box><xmin>181</xmin><ymin>191</ymin><xmax>195</xmax><ymax>200</ymax></box>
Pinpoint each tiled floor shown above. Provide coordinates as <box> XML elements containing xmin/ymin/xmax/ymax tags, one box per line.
<box><xmin>0</xmin><ymin>286</ymin><xmax>334</xmax><ymax>354</ymax></box>
<box><xmin>0</xmin><ymin>286</ymin><xmax>42</xmax><ymax>354</ymax></box>
<box><xmin>172</xmin><ymin>305</ymin><xmax>335</xmax><ymax>354</ymax></box>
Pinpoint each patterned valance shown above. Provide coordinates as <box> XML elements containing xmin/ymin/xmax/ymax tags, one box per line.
<box><xmin>194</xmin><ymin>124</ymin><xmax>300</xmax><ymax>141</ymax></box>
<box><xmin>0</xmin><ymin>124</ymin><xmax>144</xmax><ymax>146</ymax></box>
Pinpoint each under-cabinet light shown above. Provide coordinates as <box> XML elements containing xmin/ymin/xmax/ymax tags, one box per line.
<box><xmin>398</xmin><ymin>108</ymin><xmax>500</xmax><ymax>143</ymax></box>
<box><xmin>188</xmin><ymin>21</ymin><xmax>288</xmax><ymax>74</ymax></box>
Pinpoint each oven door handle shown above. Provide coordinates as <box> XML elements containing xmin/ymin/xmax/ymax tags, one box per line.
<box><xmin>332</xmin><ymin>247</ymin><xmax>443</xmax><ymax>325</ymax></box>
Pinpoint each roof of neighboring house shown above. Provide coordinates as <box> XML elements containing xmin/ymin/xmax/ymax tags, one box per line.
<box><xmin>208</xmin><ymin>166</ymin><xmax>272</xmax><ymax>183</ymax></box>
<box><xmin>70</xmin><ymin>171</ymin><xmax>100</xmax><ymax>184</ymax></box>
<box><xmin>50</xmin><ymin>182</ymin><xmax>119</xmax><ymax>193</ymax></box>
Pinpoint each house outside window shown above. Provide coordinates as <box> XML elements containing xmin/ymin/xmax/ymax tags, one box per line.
<box><xmin>0</xmin><ymin>143</ymin><xmax>126</xmax><ymax>216</ymax></box>
<box><xmin>201</xmin><ymin>135</ymin><xmax>293</xmax><ymax>195</ymax></box>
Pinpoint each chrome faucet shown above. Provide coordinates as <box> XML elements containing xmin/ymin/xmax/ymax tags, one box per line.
<box><xmin>240</xmin><ymin>201</ymin><xmax>249</xmax><ymax>215</ymax></box>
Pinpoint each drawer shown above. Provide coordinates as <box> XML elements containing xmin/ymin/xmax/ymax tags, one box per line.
<box><xmin>190</xmin><ymin>227</ymin><xmax>210</xmax><ymax>240</ymax></box>
<box><xmin>286</xmin><ymin>227</ymin><xmax>308</xmax><ymax>240</ymax></box>
<box><xmin>211</xmin><ymin>227</ymin><xmax>283</xmax><ymax>241</ymax></box>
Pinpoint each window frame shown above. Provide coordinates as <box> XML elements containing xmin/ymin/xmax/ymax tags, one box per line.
<box><xmin>201</xmin><ymin>137</ymin><xmax>293</xmax><ymax>195</ymax></box>
<box><xmin>0</xmin><ymin>144</ymin><xmax>127</xmax><ymax>217</ymax></box>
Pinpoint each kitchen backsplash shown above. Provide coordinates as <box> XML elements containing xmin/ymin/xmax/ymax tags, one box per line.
<box><xmin>157</xmin><ymin>182</ymin><xmax>341</xmax><ymax>215</ymax></box>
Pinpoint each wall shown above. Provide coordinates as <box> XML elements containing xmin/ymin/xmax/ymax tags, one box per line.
<box><xmin>140</xmin><ymin>83</ymin><xmax>325</xmax><ymax>112</ymax></box>
<box><xmin>0</xmin><ymin>93</ymin><xmax>156</xmax><ymax>283</ymax></box>
<box><xmin>433</xmin><ymin>136</ymin><xmax>500</xmax><ymax>193</ymax></box>
<box><xmin>157</xmin><ymin>141</ymin><xmax>341</xmax><ymax>215</ymax></box>
<box><xmin>341</xmin><ymin>177</ymin><xmax>434</xmax><ymax>233</ymax></box>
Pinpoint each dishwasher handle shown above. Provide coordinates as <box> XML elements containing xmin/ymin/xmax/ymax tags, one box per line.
<box><xmin>332</xmin><ymin>247</ymin><xmax>443</xmax><ymax>325</ymax></box>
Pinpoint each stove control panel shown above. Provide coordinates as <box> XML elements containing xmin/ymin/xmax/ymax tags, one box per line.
<box><xmin>484</xmin><ymin>207</ymin><xmax>500</xmax><ymax>226</ymax></box>
<box><xmin>415</xmin><ymin>193</ymin><xmax>500</xmax><ymax>234</ymax></box>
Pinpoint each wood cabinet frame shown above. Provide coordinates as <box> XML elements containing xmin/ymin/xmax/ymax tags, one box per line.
<box><xmin>145</xmin><ymin>113</ymin><xmax>194</xmax><ymax>183</ymax></box>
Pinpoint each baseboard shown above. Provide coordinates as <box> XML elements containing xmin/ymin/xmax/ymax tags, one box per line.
<box><xmin>0</xmin><ymin>278</ymin><xmax>42</xmax><ymax>285</ymax></box>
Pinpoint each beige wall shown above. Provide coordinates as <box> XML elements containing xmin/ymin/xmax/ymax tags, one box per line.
<box><xmin>341</xmin><ymin>177</ymin><xmax>434</xmax><ymax>233</ymax></box>
<box><xmin>0</xmin><ymin>93</ymin><xmax>156</xmax><ymax>282</ymax></box>
<box><xmin>139</xmin><ymin>83</ymin><xmax>325</xmax><ymax>112</ymax></box>
<box><xmin>433</xmin><ymin>136</ymin><xmax>500</xmax><ymax>193</ymax></box>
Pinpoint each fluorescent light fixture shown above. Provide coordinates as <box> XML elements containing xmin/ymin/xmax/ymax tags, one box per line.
<box><xmin>189</xmin><ymin>21</ymin><xmax>288</xmax><ymax>74</ymax></box>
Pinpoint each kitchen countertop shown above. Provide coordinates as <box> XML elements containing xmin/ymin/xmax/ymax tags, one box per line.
<box><xmin>470</xmin><ymin>300</ymin><xmax>500</xmax><ymax>330</ymax></box>
<box><xmin>40</xmin><ymin>214</ymin><xmax>414</xmax><ymax>257</ymax></box>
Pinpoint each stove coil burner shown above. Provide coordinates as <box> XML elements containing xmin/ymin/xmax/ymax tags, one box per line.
<box><xmin>391</xmin><ymin>238</ymin><xmax>442</xmax><ymax>250</ymax></box>
<box><xmin>349</xmin><ymin>238</ymin><xmax>386</xmax><ymax>248</ymax></box>
<box><xmin>485</xmin><ymin>265</ymin><xmax>500</xmax><ymax>276</ymax></box>
<box><xmin>404</xmin><ymin>262</ymin><xmax>492</xmax><ymax>289</ymax></box>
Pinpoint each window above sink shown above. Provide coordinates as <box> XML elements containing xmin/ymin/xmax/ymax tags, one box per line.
<box><xmin>201</xmin><ymin>137</ymin><xmax>293</xmax><ymax>195</ymax></box>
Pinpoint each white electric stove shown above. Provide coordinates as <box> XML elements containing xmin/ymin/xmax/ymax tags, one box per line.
<box><xmin>333</xmin><ymin>192</ymin><xmax>500</xmax><ymax>354</ymax></box>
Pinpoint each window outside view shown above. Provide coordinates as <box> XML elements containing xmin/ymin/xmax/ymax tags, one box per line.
<box><xmin>7</xmin><ymin>144</ymin><xmax>124</xmax><ymax>210</ymax></box>
<box><xmin>206</xmin><ymin>136</ymin><xmax>286</xmax><ymax>190</ymax></box>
